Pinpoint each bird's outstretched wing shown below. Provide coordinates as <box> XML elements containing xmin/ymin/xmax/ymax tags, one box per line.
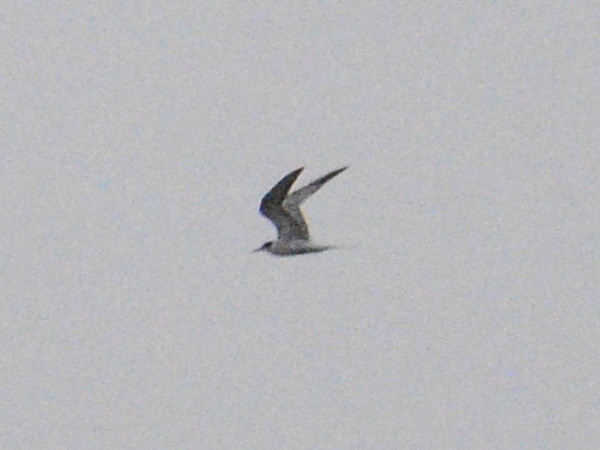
<box><xmin>285</xmin><ymin>166</ymin><xmax>348</xmax><ymax>207</ymax></box>
<box><xmin>283</xmin><ymin>167</ymin><xmax>348</xmax><ymax>237</ymax></box>
<box><xmin>259</xmin><ymin>167</ymin><xmax>307</xmax><ymax>241</ymax></box>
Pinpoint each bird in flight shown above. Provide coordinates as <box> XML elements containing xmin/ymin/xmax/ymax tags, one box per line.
<box><xmin>254</xmin><ymin>166</ymin><xmax>348</xmax><ymax>256</ymax></box>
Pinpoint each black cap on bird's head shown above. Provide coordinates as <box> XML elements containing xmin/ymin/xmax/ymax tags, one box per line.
<box><xmin>253</xmin><ymin>241</ymin><xmax>273</xmax><ymax>253</ymax></box>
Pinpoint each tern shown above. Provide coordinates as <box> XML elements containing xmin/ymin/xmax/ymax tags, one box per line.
<box><xmin>254</xmin><ymin>166</ymin><xmax>348</xmax><ymax>256</ymax></box>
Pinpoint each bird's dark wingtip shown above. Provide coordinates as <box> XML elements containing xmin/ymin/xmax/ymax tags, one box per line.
<box><xmin>325</xmin><ymin>166</ymin><xmax>349</xmax><ymax>179</ymax></box>
<box><xmin>331</xmin><ymin>166</ymin><xmax>349</xmax><ymax>174</ymax></box>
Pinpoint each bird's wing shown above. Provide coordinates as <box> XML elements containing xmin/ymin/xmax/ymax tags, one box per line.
<box><xmin>259</xmin><ymin>167</ymin><xmax>308</xmax><ymax>241</ymax></box>
<box><xmin>285</xmin><ymin>167</ymin><xmax>348</xmax><ymax>207</ymax></box>
<box><xmin>283</xmin><ymin>167</ymin><xmax>348</xmax><ymax>235</ymax></box>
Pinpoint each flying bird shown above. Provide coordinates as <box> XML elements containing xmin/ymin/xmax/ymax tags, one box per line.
<box><xmin>254</xmin><ymin>166</ymin><xmax>348</xmax><ymax>256</ymax></box>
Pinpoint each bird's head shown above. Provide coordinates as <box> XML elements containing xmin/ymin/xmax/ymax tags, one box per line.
<box><xmin>253</xmin><ymin>241</ymin><xmax>273</xmax><ymax>253</ymax></box>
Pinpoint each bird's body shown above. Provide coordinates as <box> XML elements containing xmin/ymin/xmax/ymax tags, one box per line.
<box><xmin>264</xmin><ymin>240</ymin><xmax>333</xmax><ymax>256</ymax></box>
<box><xmin>254</xmin><ymin>166</ymin><xmax>347</xmax><ymax>256</ymax></box>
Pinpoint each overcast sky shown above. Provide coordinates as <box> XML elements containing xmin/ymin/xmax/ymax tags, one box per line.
<box><xmin>2</xmin><ymin>2</ymin><xmax>598</xmax><ymax>449</ymax></box>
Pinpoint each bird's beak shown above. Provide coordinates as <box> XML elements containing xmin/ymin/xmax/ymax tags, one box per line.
<box><xmin>252</xmin><ymin>247</ymin><xmax>263</xmax><ymax>253</ymax></box>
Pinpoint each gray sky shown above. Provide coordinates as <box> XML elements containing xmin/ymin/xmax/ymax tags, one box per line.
<box><xmin>2</xmin><ymin>2</ymin><xmax>598</xmax><ymax>449</ymax></box>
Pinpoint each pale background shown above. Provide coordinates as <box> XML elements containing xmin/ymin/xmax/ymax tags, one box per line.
<box><xmin>1</xmin><ymin>2</ymin><xmax>598</xmax><ymax>449</ymax></box>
